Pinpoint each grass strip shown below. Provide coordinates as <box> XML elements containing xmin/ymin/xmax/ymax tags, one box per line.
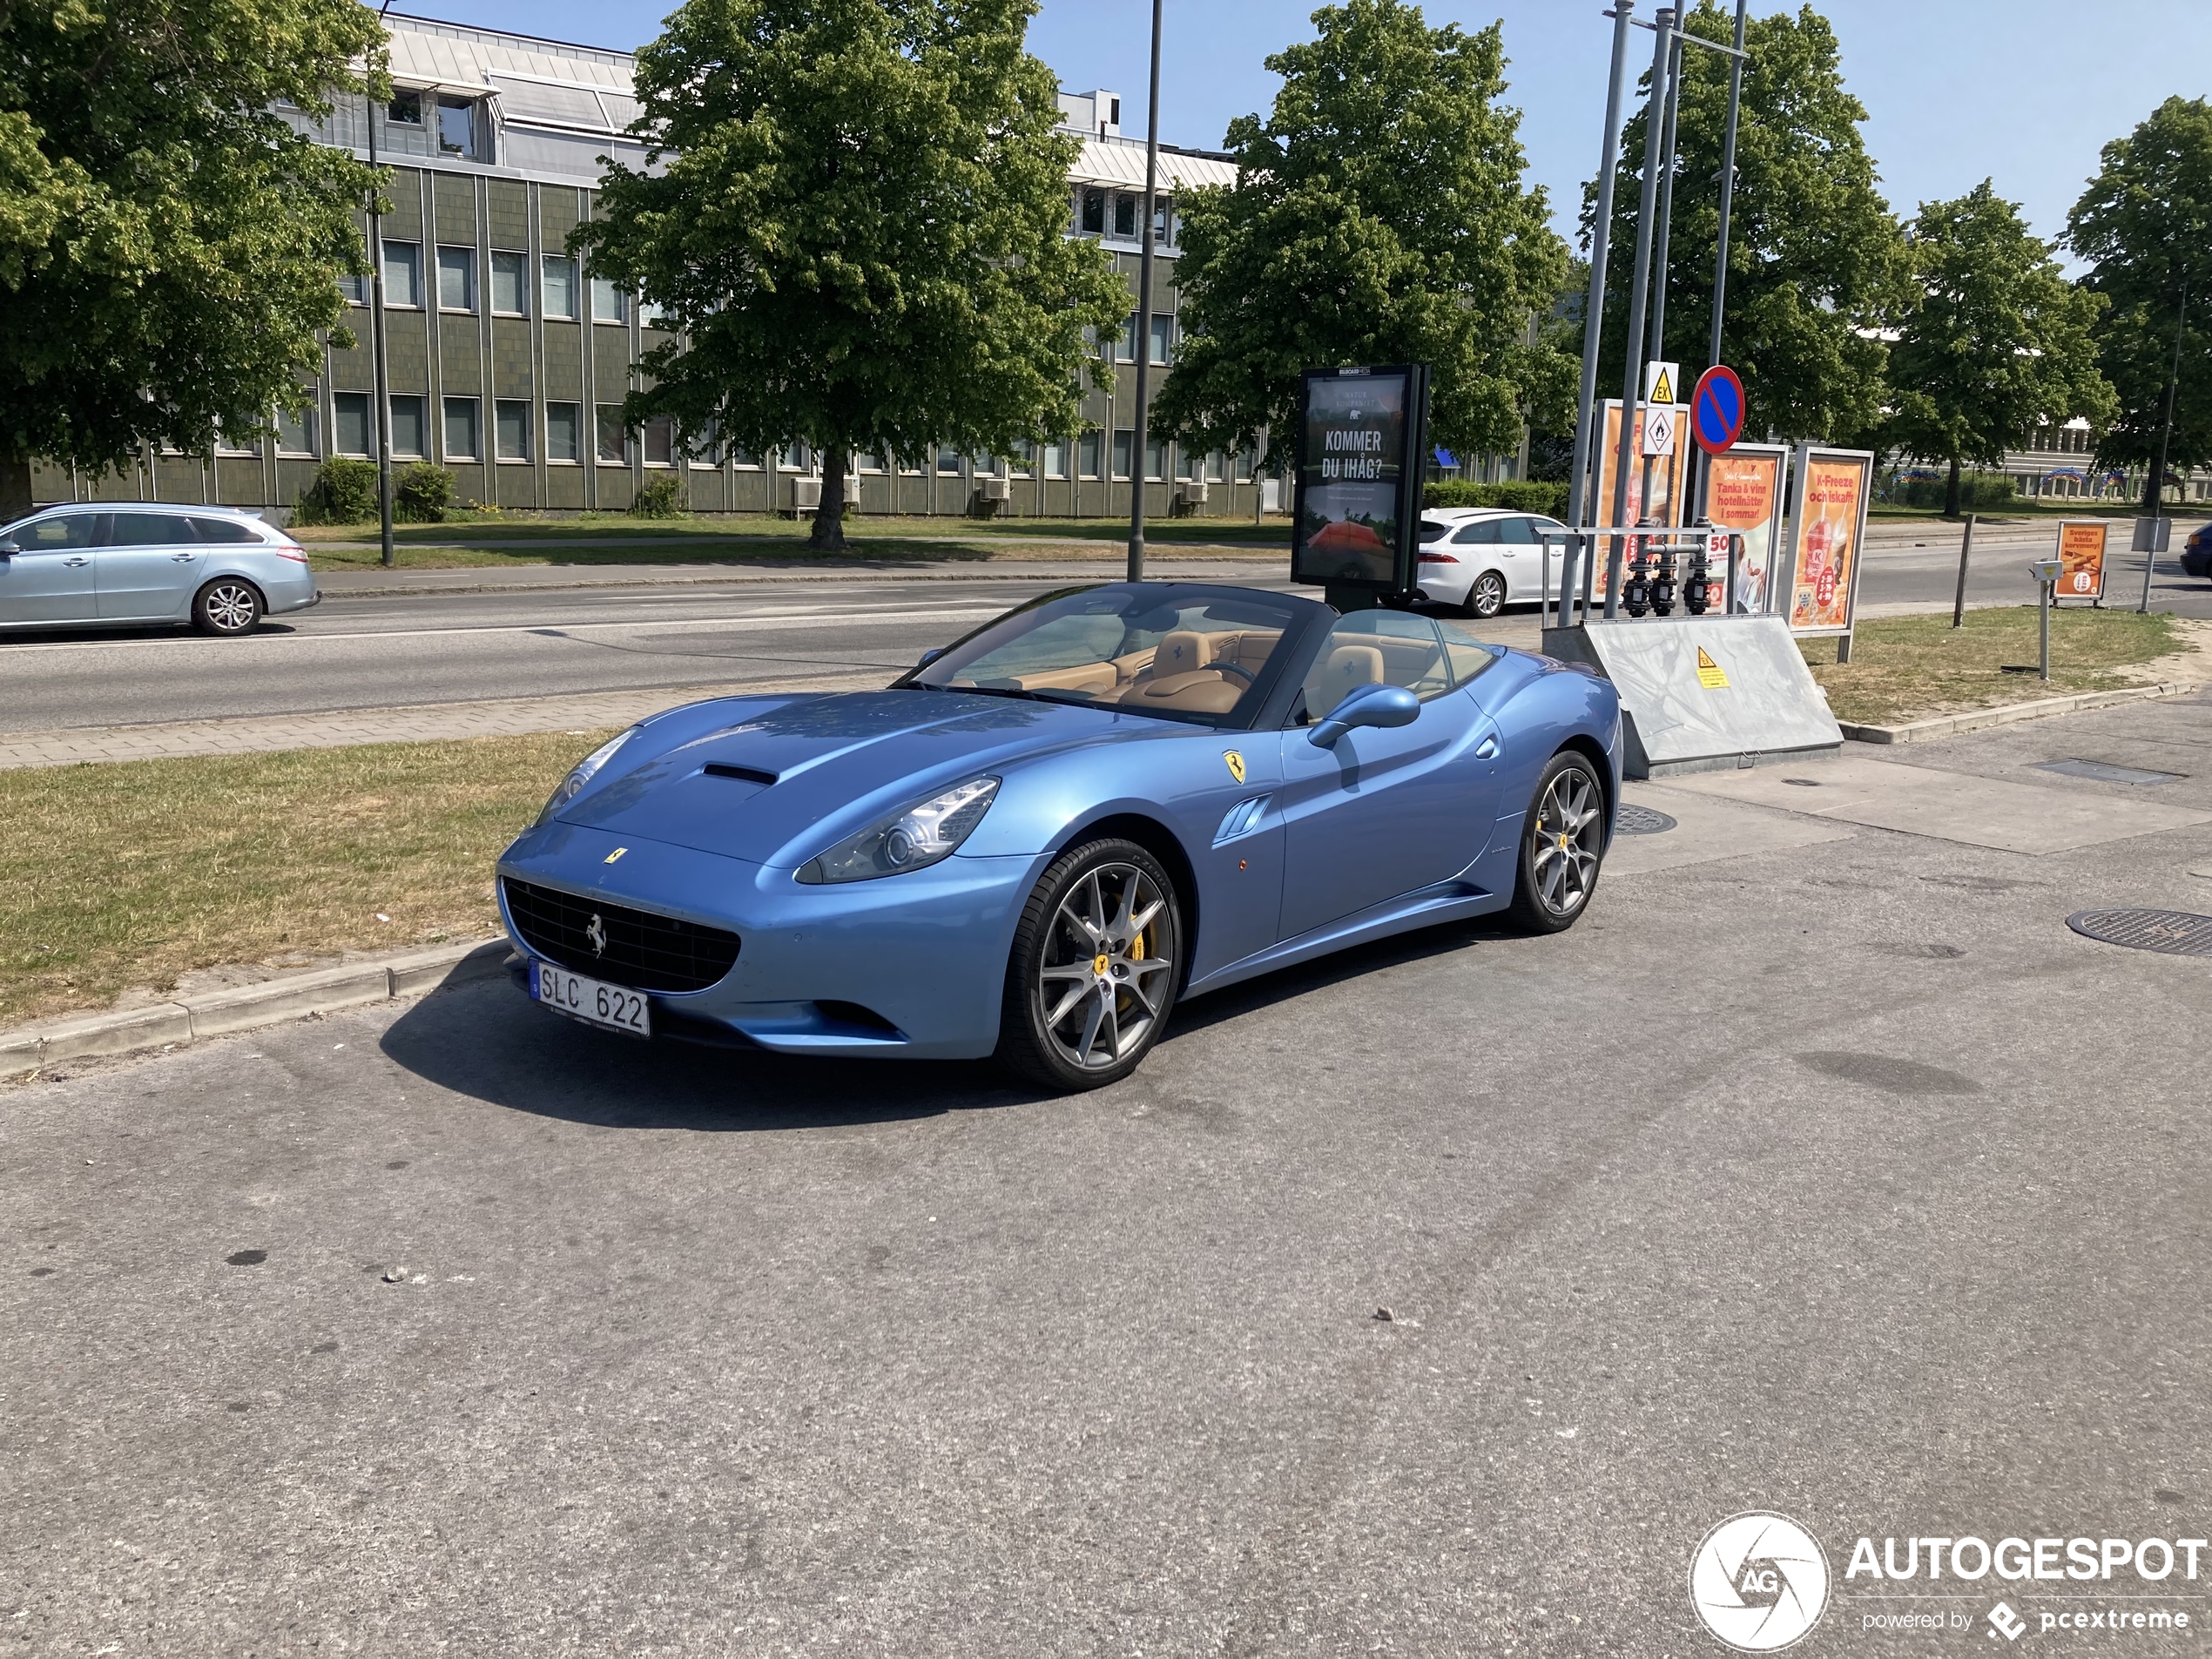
<box><xmin>1804</xmin><ymin>606</ymin><xmax>2180</xmax><ymax>726</ymax></box>
<box><xmin>0</xmin><ymin>730</ymin><xmax>617</xmax><ymax>1028</ymax></box>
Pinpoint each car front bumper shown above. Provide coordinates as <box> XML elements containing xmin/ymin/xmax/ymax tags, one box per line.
<box><xmin>496</xmin><ymin>819</ymin><xmax>1042</xmax><ymax>1059</ymax></box>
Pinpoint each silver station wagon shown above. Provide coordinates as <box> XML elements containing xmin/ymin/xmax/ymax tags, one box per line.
<box><xmin>0</xmin><ymin>502</ymin><xmax>321</xmax><ymax>636</ymax></box>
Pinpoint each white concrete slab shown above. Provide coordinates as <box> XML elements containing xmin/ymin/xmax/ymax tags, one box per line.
<box><xmin>1605</xmin><ymin>782</ymin><xmax>1858</xmax><ymax>878</ymax></box>
<box><xmin>1655</xmin><ymin>752</ymin><xmax>2212</xmax><ymax>855</ymax></box>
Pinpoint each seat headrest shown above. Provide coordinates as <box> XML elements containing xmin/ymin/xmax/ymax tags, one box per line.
<box><xmin>1312</xmin><ymin>644</ymin><xmax>1385</xmax><ymax>706</ymax></box>
<box><xmin>1153</xmin><ymin>631</ymin><xmax>1214</xmax><ymax>676</ymax></box>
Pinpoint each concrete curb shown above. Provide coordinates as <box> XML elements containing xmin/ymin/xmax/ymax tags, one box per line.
<box><xmin>0</xmin><ymin>938</ymin><xmax>509</xmax><ymax>1080</ymax></box>
<box><xmin>313</xmin><ymin>555</ymin><xmax>1279</xmax><ymax>599</ymax></box>
<box><xmin>1838</xmin><ymin>679</ymin><xmax>2202</xmax><ymax>745</ymax></box>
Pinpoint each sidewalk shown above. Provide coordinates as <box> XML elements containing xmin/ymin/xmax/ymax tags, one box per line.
<box><xmin>0</xmin><ymin>670</ymin><xmax>886</xmax><ymax>771</ymax></box>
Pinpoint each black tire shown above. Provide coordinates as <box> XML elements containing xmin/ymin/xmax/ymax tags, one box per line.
<box><xmin>192</xmin><ymin>577</ymin><xmax>264</xmax><ymax>637</ymax></box>
<box><xmin>997</xmin><ymin>837</ymin><xmax>1184</xmax><ymax>1092</ymax></box>
<box><xmin>1507</xmin><ymin>750</ymin><xmax>1607</xmax><ymax>934</ymax></box>
<box><xmin>1463</xmin><ymin>570</ymin><xmax>1507</xmax><ymax>619</ymax></box>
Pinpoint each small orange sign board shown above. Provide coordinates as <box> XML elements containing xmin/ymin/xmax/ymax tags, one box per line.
<box><xmin>2055</xmin><ymin>521</ymin><xmax>2109</xmax><ymax>602</ymax></box>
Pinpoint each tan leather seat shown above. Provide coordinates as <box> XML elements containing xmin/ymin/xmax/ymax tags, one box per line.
<box><xmin>1150</xmin><ymin>630</ymin><xmax>1214</xmax><ymax>677</ymax></box>
<box><xmin>1305</xmin><ymin>644</ymin><xmax>1384</xmax><ymax>715</ymax></box>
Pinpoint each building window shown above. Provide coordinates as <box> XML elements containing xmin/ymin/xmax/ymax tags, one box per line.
<box><xmin>334</xmin><ymin>392</ymin><xmax>371</xmax><ymax>457</ymax></box>
<box><xmin>1150</xmin><ymin>313</ymin><xmax>1173</xmax><ymax>365</ymax></box>
<box><xmin>732</xmin><ymin>448</ymin><xmax>761</xmax><ymax>470</ymax></box>
<box><xmin>436</xmin><ymin>245</ymin><xmax>475</xmax><ymax>312</ymax></box>
<box><xmin>590</xmin><ymin>274</ymin><xmax>627</xmax><ymax>324</ymax></box>
<box><xmin>438</xmin><ymin>96</ymin><xmax>482</xmax><ymax>159</ymax></box>
<box><xmin>442</xmin><ymin>396</ymin><xmax>481</xmax><ymax>460</ymax></box>
<box><xmin>1153</xmin><ymin>196</ymin><xmax>1172</xmax><ymax>243</ymax></box>
<box><xmin>338</xmin><ymin>269</ymin><xmax>367</xmax><ymax>305</ymax></box>
<box><xmin>899</xmin><ymin>451</ymin><xmax>926</xmax><ymax>475</ymax></box>
<box><xmin>1111</xmin><ymin>429</ymin><xmax>1132</xmax><ymax>480</ymax></box>
<box><xmin>213</xmin><ymin>420</ymin><xmax>260</xmax><ymax>456</ymax></box>
<box><xmin>388</xmin><ymin>395</ymin><xmax>426</xmax><ymax>458</ymax></box>
<box><xmin>597</xmin><ymin>406</ymin><xmax>630</xmax><ymax>464</ymax></box>
<box><xmin>1079</xmin><ymin>430</ymin><xmax>1103</xmax><ymax>479</ymax></box>
<box><xmin>691</xmin><ymin>421</ymin><xmax>723</xmax><ymax>466</ymax></box>
<box><xmin>1235</xmin><ymin>447</ymin><xmax>1254</xmax><ymax>482</ymax></box>
<box><xmin>1043</xmin><ymin>441</ymin><xmax>1066</xmax><ymax>478</ymax></box>
<box><xmin>1081</xmin><ymin>189</ymin><xmax>1106</xmax><ymax>234</ymax></box>
<box><xmin>857</xmin><ymin>450</ymin><xmax>884</xmax><ymax>474</ymax></box>
<box><xmin>495</xmin><ymin>399</ymin><xmax>531</xmax><ymax>461</ymax></box>
<box><xmin>936</xmin><ymin>447</ymin><xmax>963</xmax><ymax>475</ymax></box>
<box><xmin>1175</xmin><ymin>446</ymin><xmax>1196</xmax><ymax>481</ymax></box>
<box><xmin>542</xmin><ymin>255</ymin><xmax>579</xmax><ymax>320</ymax></box>
<box><xmin>489</xmin><ymin>251</ymin><xmax>528</xmax><ymax>316</ymax></box>
<box><xmin>1145</xmin><ymin>439</ymin><xmax>1165</xmax><ymax>482</ymax></box>
<box><xmin>1208</xmin><ymin>450</ymin><xmax>1227</xmax><ymax>483</ymax></box>
<box><xmin>546</xmin><ymin>402</ymin><xmax>581</xmax><ymax>462</ymax></box>
<box><xmin>382</xmin><ymin>241</ymin><xmax>422</xmax><ymax>308</ymax></box>
<box><xmin>1116</xmin><ymin>312</ymin><xmax>1137</xmax><ymax>364</ymax></box>
<box><xmin>1008</xmin><ymin>440</ymin><xmax>1033</xmax><ymax>478</ymax></box>
<box><xmin>1114</xmin><ymin>193</ymin><xmax>1136</xmax><ymax>238</ymax></box>
<box><xmin>643</xmin><ymin>416</ymin><xmax>675</xmax><ymax>466</ymax></box>
<box><xmin>388</xmin><ymin>90</ymin><xmax>424</xmax><ymax>126</ymax></box>
<box><xmin>638</xmin><ymin>289</ymin><xmax>667</xmax><ymax>329</ymax></box>
<box><xmin>779</xmin><ymin>442</ymin><xmax>808</xmax><ymax>471</ymax></box>
<box><xmin>276</xmin><ymin>405</ymin><xmax>318</xmax><ymax>456</ymax></box>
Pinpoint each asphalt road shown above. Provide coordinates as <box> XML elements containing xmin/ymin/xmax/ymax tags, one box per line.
<box><xmin>6</xmin><ymin>691</ymin><xmax>2211</xmax><ymax>1655</ymax></box>
<box><xmin>1</xmin><ymin>535</ymin><xmax>2207</xmax><ymax>734</ymax></box>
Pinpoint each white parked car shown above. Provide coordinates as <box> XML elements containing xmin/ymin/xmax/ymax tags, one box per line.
<box><xmin>1415</xmin><ymin>508</ymin><xmax>1570</xmax><ymax>618</ymax></box>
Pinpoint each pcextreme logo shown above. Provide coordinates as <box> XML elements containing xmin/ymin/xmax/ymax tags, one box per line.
<box><xmin>1689</xmin><ymin>1512</ymin><xmax>1832</xmax><ymax>1651</ymax></box>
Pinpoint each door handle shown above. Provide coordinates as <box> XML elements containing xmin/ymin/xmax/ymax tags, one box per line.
<box><xmin>62</xmin><ymin>556</ymin><xmax>90</xmax><ymax>567</ymax></box>
<box><xmin>171</xmin><ymin>552</ymin><xmax>198</xmax><ymax>562</ymax></box>
<box><xmin>1474</xmin><ymin>736</ymin><xmax>1499</xmax><ymax>760</ymax></box>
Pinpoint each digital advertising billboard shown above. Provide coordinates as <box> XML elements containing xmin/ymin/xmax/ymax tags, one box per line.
<box><xmin>1291</xmin><ymin>364</ymin><xmax>1429</xmax><ymax>593</ymax></box>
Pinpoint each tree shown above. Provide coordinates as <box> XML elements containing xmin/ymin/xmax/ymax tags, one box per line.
<box><xmin>2067</xmin><ymin>97</ymin><xmax>2212</xmax><ymax>512</ymax></box>
<box><xmin>1885</xmin><ymin>182</ymin><xmax>2113</xmax><ymax>517</ymax></box>
<box><xmin>1589</xmin><ymin>2</ymin><xmax>1905</xmax><ymax>446</ymax></box>
<box><xmin>1150</xmin><ymin>0</ymin><xmax>1572</xmax><ymax>469</ymax></box>
<box><xmin>0</xmin><ymin>0</ymin><xmax>383</xmax><ymax>520</ymax></box>
<box><xmin>574</xmin><ymin>0</ymin><xmax>1128</xmax><ymax>551</ymax></box>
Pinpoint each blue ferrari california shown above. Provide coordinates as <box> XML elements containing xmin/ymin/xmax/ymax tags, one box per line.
<box><xmin>496</xmin><ymin>583</ymin><xmax>1622</xmax><ymax>1089</ymax></box>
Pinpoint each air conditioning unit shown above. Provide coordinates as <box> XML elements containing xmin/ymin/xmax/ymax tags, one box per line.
<box><xmin>842</xmin><ymin>473</ymin><xmax>862</xmax><ymax>504</ymax></box>
<box><xmin>792</xmin><ymin>476</ymin><xmax>821</xmax><ymax>511</ymax></box>
<box><xmin>979</xmin><ymin>475</ymin><xmax>1012</xmax><ymax>502</ymax></box>
<box><xmin>1176</xmin><ymin>479</ymin><xmax>1209</xmax><ymax>506</ymax></box>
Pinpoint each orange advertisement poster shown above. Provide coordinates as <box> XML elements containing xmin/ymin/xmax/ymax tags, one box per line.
<box><xmin>2055</xmin><ymin>521</ymin><xmax>2108</xmax><ymax>600</ymax></box>
<box><xmin>1702</xmin><ymin>447</ymin><xmax>1784</xmax><ymax>612</ymax></box>
<box><xmin>1787</xmin><ymin>452</ymin><xmax>1870</xmax><ymax>632</ymax></box>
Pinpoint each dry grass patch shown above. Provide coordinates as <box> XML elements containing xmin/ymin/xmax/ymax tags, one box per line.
<box><xmin>1805</xmin><ymin>606</ymin><xmax>2182</xmax><ymax>726</ymax></box>
<box><xmin>0</xmin><ymin>731</ymin><xmax>617</xmax><ymax>1027</ymax></box>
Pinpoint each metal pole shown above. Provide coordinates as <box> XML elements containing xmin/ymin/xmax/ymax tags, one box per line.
<box><xmin>1126</xmin><ymin>0</ymin><xmax>1163</xmax><ymax>584</ymax></box>
<box><xmin>1706</xmin><ymin>0</ymin><xmax>1748</xmax><ymax>375</ymax></box>
<box><xmin>2142</xmin><ymin>273</ymin><xmax>2187</xmax><ymax>612</ymax></box>
<box><xmin>1951</xmin><ymin>511</ymin><xmax>1974</xmax><ymax>628</ymax></box>
<box><xmin>1566</xmin><ymin>1</ymin><xmax>1635</xmax><ymax>547</ymax></box>
<box><xmin>1638</xmin><ymin>31</ymin><xmax>1683</xmax><ymax>537</ymax></box>
<box><xmin>366</xmin><ymin>92</ymin><xmax>395</xmax><ymax>568</ymax></box>
<box><xmin>2040</xmin><ymin>577</ymin><xmax>2052</xmax><ymax>682</ymax></box>
<box><xmin>1606</xmin><ymin>8</ymin><xmax>1675</xmax><ymax>617</ymax></box>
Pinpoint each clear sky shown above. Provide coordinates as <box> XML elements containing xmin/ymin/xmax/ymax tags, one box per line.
<box><xmin>403</xmin><ymin>0</ymin><xmax>2212</xmax><ymax>255</ymax></box>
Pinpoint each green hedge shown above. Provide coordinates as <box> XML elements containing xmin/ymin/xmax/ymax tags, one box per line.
<box><xmin>292</xmin><ymin>457</ymin><xmax>379</xmax><ymax>525</ymax></box>
<box><xmin>1422</xmin><ymin>479</ymin><xmax>1570</xmax><ymax>516</ymax></box>
<box><xmin>631</xmin><ymin>474</ymin><xmax>688</xmax><ymax>518</ymax></box>
<box><xmin>395</xmin><ymin>462</ymin><xmax>451</xmax><ymax>523</ymax></box>
<box><xmin>1878</xmin><ymin>471</ymin><xmax>2018</xmax><ymax>511</ymax></box>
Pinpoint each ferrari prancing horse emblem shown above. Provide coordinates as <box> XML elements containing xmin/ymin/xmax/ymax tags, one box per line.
<box><xmin>1224</xmin><ymin>751</ymin><xmax>1246</xmax><ymax>785</ymax></box>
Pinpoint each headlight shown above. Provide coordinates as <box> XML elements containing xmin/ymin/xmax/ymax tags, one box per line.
<box><xmin>797</xmin><ymin>776</ymin><xmax>1001</xmax><ymax>884</ymax></box>
<box><xmin>536</xmin><ymin>727</ymin><xmax>638</xmax><ymax>826</ymax></box>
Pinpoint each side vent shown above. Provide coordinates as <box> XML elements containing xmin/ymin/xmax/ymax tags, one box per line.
<box><xmin>703</xmin><ymin>763</ymin><xmax>778</xmax><ymax>786</ymax></box>
<box><xmin>1212</xmin><ymin>794</ymin><xmax>1271</xmax><ymax>846</ymax></box>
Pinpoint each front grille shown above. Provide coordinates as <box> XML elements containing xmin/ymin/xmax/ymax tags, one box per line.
<box><xmin>502</xmin><ymin>877</ymin><xmax>741</xmax><ymax>993</ymax></box>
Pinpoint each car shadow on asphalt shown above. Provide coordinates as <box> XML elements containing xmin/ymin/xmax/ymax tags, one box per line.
<box><xmin>1164</xmin><ymin>915</ymin><xmax>1521</xmax><ymax>1037</ymax></box>
<box><xmin>377</xmin><ymin>976</ymin><xmax>1043</xmax><ymax>1130</ymax></box>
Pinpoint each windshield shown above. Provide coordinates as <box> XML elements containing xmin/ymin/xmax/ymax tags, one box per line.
<box><xmin>907</xmin><ymin>585</ymin><xmax>1310</xmax><ymax>728</ymax></box>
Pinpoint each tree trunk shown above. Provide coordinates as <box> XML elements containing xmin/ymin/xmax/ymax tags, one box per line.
<box><xmin>811</xmin><ymin>448</ymin><xmax>847</xmax><ymax>551</ymax></box>
<box><xmin>0</xmin><ymin>455</ymin><xmax>33</xmax><ymax>524</ymax></box>
<box><xmin>1943</xmin><ymin>455</ymin><xmax>1962</xmax><ymax>519</ymax></box>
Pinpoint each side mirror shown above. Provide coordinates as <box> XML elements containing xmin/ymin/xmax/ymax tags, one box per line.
<box><xmin>1309</xmin><ymin>682</ymin><xmax>1419</xmax><ymax>746</ymax></box>
<box><xmin>916</xmin><ymin>647</ymin><xmax>946</xmax><ymax>669</ymax></box>
<box><xmin>0</xmin><ymin>541</ymin><xmax>17</xmax><ymax>558</ymax></box>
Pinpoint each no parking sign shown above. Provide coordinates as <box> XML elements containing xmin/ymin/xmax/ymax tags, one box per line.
<box><xmin>1692</xmin><ymin>366</ymin><xmax>1746</xmax><ymax>455</ymax></box>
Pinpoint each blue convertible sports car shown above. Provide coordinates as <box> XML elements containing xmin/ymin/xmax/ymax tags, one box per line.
<box><xmin>496</xmin><ymin>583</ymin><xmax>1622</xmax><ymax>1090</ymax></box>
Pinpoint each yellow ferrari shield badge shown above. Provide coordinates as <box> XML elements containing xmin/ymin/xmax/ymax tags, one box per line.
<box><xmin>604</xmin><ymin>846</ymin><xmax>629</xmax><ymax>864</ymax></box>
<box><xmin>1093</xmin><ymin>953</ymin><xmax>1111</xmax><ymax>977</ymax></box>
<box><xmin>1224</xmin><ymin>751</ymin><xmax>1246</xmax><ymax>785</ymax></box>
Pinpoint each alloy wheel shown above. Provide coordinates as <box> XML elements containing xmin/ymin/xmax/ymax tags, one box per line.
<box><xmin>202</xmin><ymin>582</ymin><xmax>259</xmax><ymax>632</ymax></box>
<box><xmin>1530</xmin><ymin>765</ymin><xmax>1603</xmax><ymax>916</ymax></box>
<box><xmin>1467</xmin><ymin>572</ymin><xmax>1507</xmax><ymax>618</ymax></box>
<box><xmin>1035</xmin><ymin>861</ymin><xmax>1176</xmax><ymax>1072</ymax></box>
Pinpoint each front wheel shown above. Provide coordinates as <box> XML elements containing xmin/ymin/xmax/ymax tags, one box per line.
<box><xmin>192</xmin><ymin>577</ymin><xmax>264</xmax><ymax>637</ymax></box>
<box><xmin>997</xmin><ymin>838</ymin><xmax>1184</xmax><ymax>1091</ymax></box>
<box><xmin>1507</xmin><ymin>751</ymin><xmax>1607</xmax><ymax>934</ymax></box>
<box><xmin>1463</xmin><ymin>570</ymin><xmax>1507</xmax><ymax>619</ymax></box>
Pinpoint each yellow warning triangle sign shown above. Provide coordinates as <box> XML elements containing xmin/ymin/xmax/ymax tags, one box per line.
<box><xmin>1696</xmin><ymin>645</ymin><xmax>1729</xmax><ymax>689</ymax></box>
<box><xmin>1696</xmin><ymin>647</ymin><xmax>1718</xmax><ymax>669</ymax></box>
<box><xmin>1649</xmin><ymin>367</ymin><xmax>1675</xmax><ymax>405</ymax></box>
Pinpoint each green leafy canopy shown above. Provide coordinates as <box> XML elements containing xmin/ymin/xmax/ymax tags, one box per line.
<box><xmin>0</xmin><ymin>0</ymin><xmax>386</xmax><ymax>516</ymax></box>
<box><xmin>574</xmin><ymin>0</ymin><xmax>1129</xmax><ymax>546</ymax></box>
<box><xmin>1151</xmin><ymin>0</ymin><xmax>1573</xmax><ymax>464</ymax></box>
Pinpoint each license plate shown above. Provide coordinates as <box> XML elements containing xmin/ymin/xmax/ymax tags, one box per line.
<box><xmin>532</xmin><ymin>961</ymin><xmax>651</xmax><ymax>1036</ymax></box>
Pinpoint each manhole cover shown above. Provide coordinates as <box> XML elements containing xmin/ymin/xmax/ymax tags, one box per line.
<box><xmin>2034</xmin><ymin>759</ymin><xmax>2183</xmax><ymax>786</ymax></box>
<box><xmin>2066</xmin><ymin>909</ymin><xmax>2212</xmax><ymax>956</ymax></box>
<box><xmin>1615</xmin><ymin>804</ymin><xmax>1676</xmax><ymax>835</ymax></box>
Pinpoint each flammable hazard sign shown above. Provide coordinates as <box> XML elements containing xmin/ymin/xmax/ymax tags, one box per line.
<box><xmin>1696</xmin><ymin>646</ymin><xmax>1730</xmax><ymax>689</ymax></box>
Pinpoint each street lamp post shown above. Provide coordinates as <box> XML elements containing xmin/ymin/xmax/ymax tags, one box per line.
<box><xmin>365</xmin><ymin>90</ymin><xmax>395</xmax><ymax>569</ymax></box>
<box><xmin>1126</xmin><ymin>0</ymin><xmax>1163</xmax><ymax>584</ymax></box>
<box><xmin>2143</xmin><ymin>270</ymin><xmax>2188</xmax><ymax>611</ymax></box>
<box><xmin>1603</xmin><ymin>8</ymin><xmax>1675</xmax><ymax>617</ymax></box>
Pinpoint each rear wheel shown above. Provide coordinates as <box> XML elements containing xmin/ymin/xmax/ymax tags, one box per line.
<box><xmin>997</xmin><ymin>838</ymin><xmax>1183</xmax><ymax>1092</ymax></box>
<box><xmin>192</xmin><ymin>577</ymin><xmax>263</xmax><ymax>637</ymax></box>
<box><xmin>1507</xmin><ymin>751</ymin><xmax>1607</xmax><ymax>934</ymax></box>
<box><xmin>1463</xmin><ymin>570</ymin><xmax>1507</xmax><ymax>619</ymax></box>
